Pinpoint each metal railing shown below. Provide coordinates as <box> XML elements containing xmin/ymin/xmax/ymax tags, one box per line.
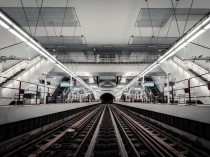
<box><xmin>162</xmin><ymin>72</ymin><xmax>210</xmax><ymax>105</ymax></box>
<box><xmin>120</xmin><ymin>72</ymin><xmax>210</xmax><ymax>105</ymax></box>
<box><xmin>56</xmin><ymin>55</ymin><xmax>158</xmax><ymax>64</ymax></box>
<box><xmin>0</xmin><ymin>75</ymin><xmax>56</xmax><ymax>105</ymax></box>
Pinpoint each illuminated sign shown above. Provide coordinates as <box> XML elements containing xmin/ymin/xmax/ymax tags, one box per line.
<box><xmin>60</xmin><ymin>82</ymin><xmax>70</xmax><ymax>87</ymax></box>
<box><xmin>144</xmin><ymin>82</ymin><xmax>154</xmax><ymax>87</ymax></box>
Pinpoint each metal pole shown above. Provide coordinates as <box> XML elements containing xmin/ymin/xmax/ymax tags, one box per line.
<box><xmin>167</xmin><ymin>73</ymin><xmax>170</xmax><ymax>104</ymax></box>
<box><xmin>162</xmin><ymin>86</ymin><xmax>164</xmax><ymax>104</ymax></box>
<box><xmin>43</xmin><ymin>76</ymin><xmax>47</xmax><ymax>104</ymax></box>
<box><xmin>36</xmin><ymin>85</ymin><xmax>38</xmax><ymax>104</ymax></box>
<box><xmin>188</xmin><ymin>79</ymin><xmax>191</xmax><ymax>105</ymax></box>
<box><xmin>171</xmin><ymin>83</ymin><xmax>174</xmax><ymax>104</ymax></box>
<box><xmin>18</xmin><ymin>81</ymin><xmax>22</xmax><ymax>105</ymax></box>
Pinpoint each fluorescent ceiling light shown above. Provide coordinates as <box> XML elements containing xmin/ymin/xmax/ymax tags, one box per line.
<box><xmin>9</xmin><ymin>29</ymin><xmax>27</xmax><ymax>42</ymax></box>
<box><xmin>204</xmin><ymin>24</ymin><xmax>210</xmax><ymax>30</ymax></box>
<box><xmin>116</xmin><ymin>16</ymin><xmax>210</xmax><ymax>97</ymax></box>
<box><xmin>0</xmin><ymin>11</ymin><xmax>96</xmax><ymax>97</ymax></box>
<box><xmin>186</xmin><ymin>29</ymin><xmax>205</xmax><ymax>43</ymax></box>
<box><xmin>0</xmin><ymin>20</ymin><xmax>10</xmax><ymax>29</ymax></box>
<box><xmin>0</xmin><ymin>13</ymin><xmax>13</xmax><ymax>25</ymax></box>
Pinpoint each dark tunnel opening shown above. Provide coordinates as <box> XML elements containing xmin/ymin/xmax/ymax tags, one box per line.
<box><xmin>100</xmin><ymin>93</ymin><xmax>115</xmax><ymax>104</ymax></box>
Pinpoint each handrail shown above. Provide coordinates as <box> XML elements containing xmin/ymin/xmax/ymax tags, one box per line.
<box><xmin>162</xmin><ymin>71</ymin><xmax>210</xmax><ymax>105</ymax></box>
<box><xmin>120</xmin><ymin>71</ymin><xmax>210</xmax><ymax>105</ymax></box>
<box><xmin>56</xmin><ymin>54</ymin><xmax>158</xmax><ymax>63</ymax></box>
<box><xmin>2</xmin><ymin>54</ymin><xmax>40</xmax><ymax>74</ymax></box>
<box><xmin>174</xmin><ymin>56</ymin><xmax>209</xmax><ymax>73</ymax></box>
<box><xmin>0</xmin><ymin>74</ymin><xmax>57</xmax><ymax>105</ymax></box>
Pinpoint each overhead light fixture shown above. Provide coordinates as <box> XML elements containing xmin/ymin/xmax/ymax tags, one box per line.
<box><xmin>116</xmin><ymin>14</ymin><xmax>210</xmax><ymax>98</ymax></box>
<box><xmin>0</xmin><ymin>11</ymin><xmax>97</xmax><ymax>98</ymax></box>
<box><xmin>0</xmin><ymin>20</ymin><xmax>10</xmax><ymax>29</ymax></box>
<box><xmin>9</xmin><ymin>29</ymin><xmax>28</xmax><ymax>42</ymax></box>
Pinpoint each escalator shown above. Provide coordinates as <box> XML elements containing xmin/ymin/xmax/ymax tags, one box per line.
<box><xmin>0</xmin><ymin>57</ymin><xmax>55</xmax><ymax>105</ymax></box>
<box><xmin>188</xmin><ymin>69</ymin><xmax>208</xmax><ymax>83</ymax></box>
<box><xmin>187</xmin><ymin>69</ymin><xmax>206</xmax><ymax>104</ymax></box>
<box><xmin>144</xmin><ymin>76</ymin><xmax>163</xmax><ymax>103</ymax></box>
<box><xmin>144</xmin><ymin>76</ymin><xmax>161</xmax><ymax>96</ymax></box>
<box><xmin>0</xmin><ymin>69</ymin><xmax>25</xmax><ymax>87</ymax></box>
<box><xmin>160</xmin><ymin>56</ymin><xmax>210</xmax><ymax>104</ymax></box>
<box><xmin>50</xmin><ymin>76</ymin><xmax>70</xmax><ymax>103</ymax></box>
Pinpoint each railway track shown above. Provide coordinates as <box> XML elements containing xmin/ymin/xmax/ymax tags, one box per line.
<box><xmin>1</xmin><ymin>104</ymin><xmax>102</xmax><ymax>157</ymax></box>
<box><xmin>111</xmin><ymin>104</ymin><xmax>210</xmax><ymax>157</ymax></box>
<box><xmin>1</xmin><ymin>104</ymin><xmax>209</xmax><ymax>157</ymax></box>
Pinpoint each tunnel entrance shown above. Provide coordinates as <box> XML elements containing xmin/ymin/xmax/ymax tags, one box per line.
<box><xmin>100</xmin><ymin>93</ymin><xmax>115</xmax><ymax>104</ymax></box>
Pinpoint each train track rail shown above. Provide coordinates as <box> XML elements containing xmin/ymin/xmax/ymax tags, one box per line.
<box><xmin>1</xmin><ymin>104</ymin><xmax>102</xmax><ymax>157</ymax></box>
<box><xmin>1</xmin><ymin>104</ymin><xmax>209</xmax><ymax>157</ymax></box>
<box><xmin>111</xmin><ymin>104</ymin><xmax>210</xmax><ymax>157</ymax></box>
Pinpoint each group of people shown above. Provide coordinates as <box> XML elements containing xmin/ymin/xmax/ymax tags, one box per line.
<box><xmin>122</xmin><ymin>90</ymin><xmax>154</xmax><ymax>103</ymax></box>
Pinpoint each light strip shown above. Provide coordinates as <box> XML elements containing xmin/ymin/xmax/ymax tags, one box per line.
<box><xmin>9</xmin><ymin>29</ymin><xmax>28</xmax><ymax>42</ymax></box>
<box><xmin>0</xmin><ymin>20</ymin><xmax>10</xmax><ymax>29</ymax></box>
<box><xmin>0</xmin><ymin>11</ymin><xmax>97</xmax><ymax>98</ymax></box>
<box><xmin>116</xmin><ymin>14</ymin><xmax>210</xmax><ymax>97</ymax></box>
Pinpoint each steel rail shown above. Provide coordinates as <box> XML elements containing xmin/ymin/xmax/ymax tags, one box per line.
<box><xmin>117</xmin><ymin>105</ymin><xmax>210</xmax><ymax>157</ymax></box>
<box><xmin>85</xmin><ymin>105</ymin><xmax>106</xmax><ymax>157</ymax></box>
<box><xmin>110</xmin><ymin>105</ymin><xmax>140</xmax><ymax>157</ymax></box>
<box><xmin>28</xmin><ymin>105</ymin><xmax>103</xmax><ymax>157</ymax></box>
<box><xmin>74</xmin><ymin>105</ymin><xmax>106</xmax><ymax>157</ymax></box>
<box><xmin>2</xmin><ymin>104</ymin><xmax>100</xmax><ymax>157</ymax></box>
<box><xmin>109</xmin><ymin>104</ymin><xmax>128</xmax><ymax>157</ymax></box>
<box><xmin>113</xmin><ymin>105</ymin><xmax>185</xmax><ymax>157</ymax></box>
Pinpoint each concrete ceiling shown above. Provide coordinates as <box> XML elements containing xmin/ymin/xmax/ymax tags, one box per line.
<box><xmin>0</xmin><ymin>0</ymin><xmax>210</xmax><ymax>95</ymax></box>
<box><xmin>1</xmin><ymin>0</ymin><xmax>210</xmax><ymax>46</ymax></box>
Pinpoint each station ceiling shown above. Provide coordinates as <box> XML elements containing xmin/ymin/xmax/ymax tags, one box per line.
<box><xmin>0</xmin><ymin>0</ymin><xmax>210</xmax><ymax>95</ymax></box>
